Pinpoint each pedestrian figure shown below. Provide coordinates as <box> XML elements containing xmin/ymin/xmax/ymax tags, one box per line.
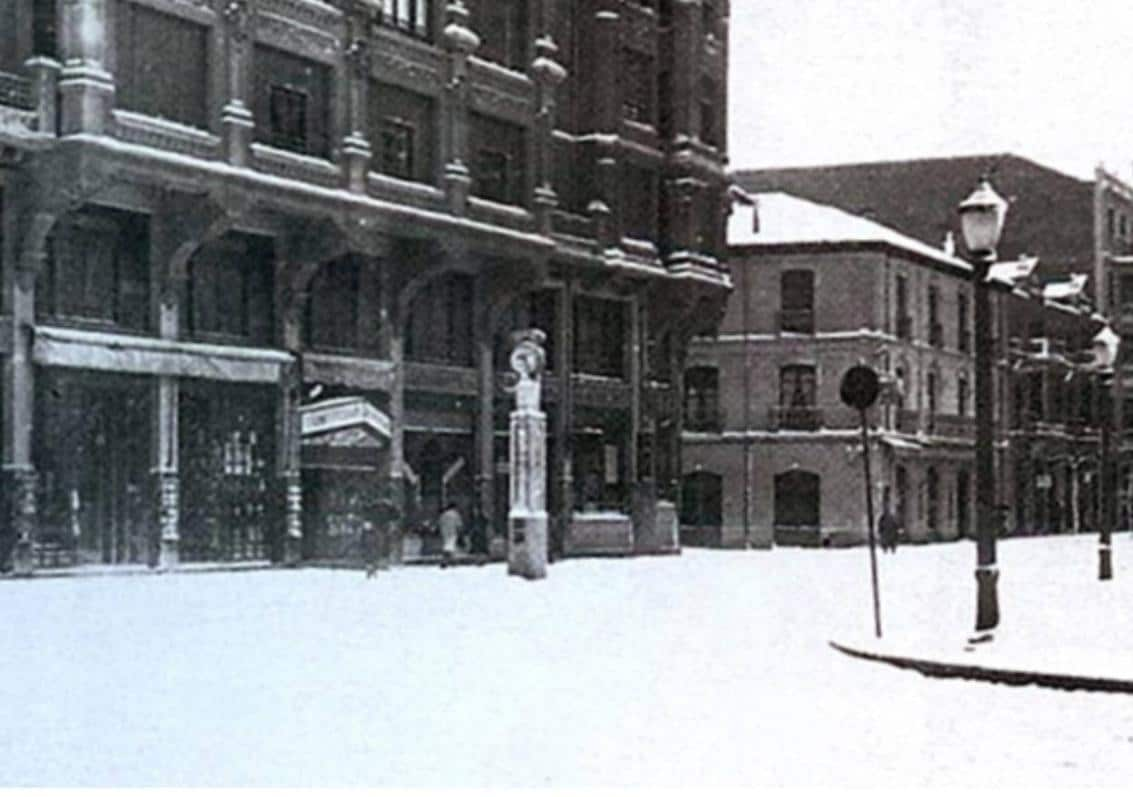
<box><xmin>438</xmin><ymin>501</ymin><xmax>463</xmax><ymax>568</ymax></box>
<box><xmin>878</xmin><ymin>505</ymin><xmax>901</xmax><ymax>553</ymax></box>
<box><xmin>362</xmin><ymin>520</ymin><xmax>379</xmax><ymax>578</ymax></box>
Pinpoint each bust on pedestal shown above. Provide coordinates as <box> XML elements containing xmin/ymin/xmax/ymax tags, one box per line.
<box><xmin>507</xmin><ymin>329</ymin><xmax>548</xmax><ymax>580</ymax></box>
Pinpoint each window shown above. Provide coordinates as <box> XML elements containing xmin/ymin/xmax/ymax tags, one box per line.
<box><xmin>958</xmin><ymin>375</ymin><xmax>969</xmax><ymax>417</ymax></box>
<box><xmin>40</xmin><ymin>208</ymin><xmax>150</xmax><ymax>330</ymax></box>
<box><xmin>1107</xmin><ymin>207</ymin><xmax>1117</xmax><ymax>241</ymax></box>
<box><xmin>115</xmin><ymin>1</ymin><xmax>208</xmax><ymax>127</ymax></box>
<box><xmin>469</xmin><ymin>0</ymin><xmax>528</xmax><ymax>70</ymax></box>
<box><xmin>406</xmin><ymin>273</ymin><xmax>474</xmax><ymax>365</ymax></box>
<box><xmin>623</xmin><ymin>164</ymin><xmax>658</xmax><ymax>241</ymax></box>
<box><xmin>378</xmin><ymin>0</ymin><xmax>430</xmax><ymax>39</ymax></box>
<box><xmin>369</xmin><ymin>82</ymin><xmax>435</xmax><ymax>184</ymax></box>
<box><xmin>574</xmin><ymin>296</ymin><xmax>627</xmax><ymax>378</ymax></box>
<box><xmin>470</xmin><ymin>113</ymin><xmax>526</xmax><ymax>204</ymax></box>
<box><xmin>926</xmin><ymin>372</ymin><xmax>937</xmax><ymax>432</ymax></box>
<box><xmin>957</xmin><ymin>291</ymin><xmax>970</xmax><ymax>352</ymax></box>
<box><xmin>779</xmin><ymin>364</ymin><xmax>818</xmax><ymax>430</ymax></box>
<box><xmin>702</xmin><ymin>0</ymin><xmax>718</xmax><ymax>37</ymax></box>
<box><xmin>1120</xmin><ymin>273</ymin><xmax>1133</xmax><ymax>312</ymax></box>
<box><xmin>684</xmin><ymin>367</ymin><xmax>719</xmax><ymax>431</ymax></box>
<box><xmin>254</xmin><ymin>45</ymin><xmax>330</xmax><ymax>157</ymax></box>
<box><xmin>896</xmin><ymin>275</ymin><xmax>910</xmax><ymax>339</ymax></box>
<box><xmin>928</xmin><ymin>285</ymin><xmax>942</xmax><ymax>346</ymax></box>
<box><xmin>658</xmin><ymin>71</ymin><xmax>673</xmax><ymax>140</ymax></box>
<box><xmin>622</xmin><ymin>48</ymin><xmax>655</xmax><ymax>125</ymax></box>
<box><xmin>779</xmin><ymin>270</ymin><xmax>815</xmax><ymax>333</ymax></box>
<box><xmin>780</xmin><ymin>365</ymin><xmax>816</xmax><ymax>407</ymax></box>
<box><xmin>187</xmin><ymin>233</ymin><xmax>274</xmax><ymax>344</ymax></box>
<box><xmin>33</xmin><ymin>0</ymin><xmax>58</xmax><ymax>58</ymax></box>
<box><xmin>774</xmin><ymin>470</ymin><xmax>821</xmax><ymax>534</ymax></box>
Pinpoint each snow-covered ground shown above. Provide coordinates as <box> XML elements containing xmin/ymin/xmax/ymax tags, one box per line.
<box><xmin>2</xmin><ymin>534</ymin><xmax>1133</xmax><ymax>787</ymax></box>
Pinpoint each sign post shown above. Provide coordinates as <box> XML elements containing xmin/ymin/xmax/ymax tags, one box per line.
<box><xmin>840</xmin><ymin>365</ymin><xmax>883</xmax><ymax>638</ymax></box>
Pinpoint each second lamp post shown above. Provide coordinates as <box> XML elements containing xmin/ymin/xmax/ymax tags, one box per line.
<box><xmin>958</xmin><ymin>177</ymin><xmax>1009</xmax><ymax>636</ymax></box>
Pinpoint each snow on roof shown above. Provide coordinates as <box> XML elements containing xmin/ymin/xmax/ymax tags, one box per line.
<box><xmin>729</xmin><ymin>191</ymin><xmax>971</xmax><ymax>272</ymax></box>
<box><xmin>988</xmin><ymin>256</ymin><xmax>1039</xmax><ymax>285</ymax></box>
<box><xmin>1043</xmin><ymin>273</ymin><xmax>1089</xmax><ymax>302</ymax></box>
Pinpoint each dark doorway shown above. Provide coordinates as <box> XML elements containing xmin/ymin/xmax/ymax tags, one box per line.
<box><xmin>774</xmin><ymin>470</ymin><xmax>820</xmax><ymax>545</ymax></box>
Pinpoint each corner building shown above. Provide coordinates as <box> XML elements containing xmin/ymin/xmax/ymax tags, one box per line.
<box><xmin>0</xmin><ymin>0</ymin><xmax>730</xmax><ymax>571</ymax></box>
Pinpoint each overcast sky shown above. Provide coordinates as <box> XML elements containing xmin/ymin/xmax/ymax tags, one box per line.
<box><xmin>728</xmin><ymin>1</ymin><xmax>1133</xmax><ymax>180</ymax></box>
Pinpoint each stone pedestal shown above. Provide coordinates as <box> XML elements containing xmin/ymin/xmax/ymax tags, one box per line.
<box><xmin>506</xmin><ymin>330</ymin><xmax>548</xmax><ymax>580</ymax></box>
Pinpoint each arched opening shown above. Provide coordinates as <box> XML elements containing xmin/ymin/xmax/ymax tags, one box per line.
<box><xmin>774</xmin><ymin>470</ymin><xmax>821</xmax><ymax>545</ymax></box>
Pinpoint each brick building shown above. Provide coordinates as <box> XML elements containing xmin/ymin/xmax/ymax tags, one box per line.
<box><xmin>0</xmin><ymin>0</ymin><xmax>730</xmax><ymax>573</ymax></box>
<box><xmin>682</xmin><ymin>190</ymin><xmax>1109</xmax><ymax>548</ymax></box>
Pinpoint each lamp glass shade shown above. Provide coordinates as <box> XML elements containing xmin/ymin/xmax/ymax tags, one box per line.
<box><xmin>957</xmin><ymin>179</ymin><xmax>1008</xmax><ymax>256</ymax></box>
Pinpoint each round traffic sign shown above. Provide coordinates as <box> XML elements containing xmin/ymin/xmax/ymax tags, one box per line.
<box><xmin>840</xmin><ymin>365</ymin><xmax>881</xmax><ymax>410</ymax></box>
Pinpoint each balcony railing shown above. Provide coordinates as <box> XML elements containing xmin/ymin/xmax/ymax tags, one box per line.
<box><xmin>684</xmin><ymin>406</ymin><xmax>721</xmax><ymax>432</ymax></box>
<box><xmin>778</xmin><ymin>309</ymin><xmax>814</xmax><ymax>334</ymax></box>
<box><xmin>769</xmin><ymin>405</ymin><xmax>824</xmax><ymax>431</ymax></box>
<box><xmin>0</xmin><ymin>71</ymin><xmax>34</xmax><ymax>110</ymax></box>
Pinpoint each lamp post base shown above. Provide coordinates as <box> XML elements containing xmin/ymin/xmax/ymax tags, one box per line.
<box><xmin>1099</xmin><ymin>543</ymin><xmax>1113</xmax><ymax>581</ymax></box>
<box><xmin>975</xmin><ymin>565</ymin><xmax>999</xmax><ymax>632</ymax></box>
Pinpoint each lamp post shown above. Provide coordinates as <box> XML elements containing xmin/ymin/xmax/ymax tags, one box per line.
<box><xmin>958</xmin><ymin>177</ymin><xmax>1008</xmax><ymax>636</ymax></box>
<box><xmin>1092</xmin><ymin>324</ymin><xmax>1120</xmax><ymax>580</ymax></box>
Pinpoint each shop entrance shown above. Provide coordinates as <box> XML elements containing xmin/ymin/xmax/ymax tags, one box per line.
<box><xmin>37</xmin><ymin>371</ymin><xmax>152</xmax><ymax>565</ymax></box>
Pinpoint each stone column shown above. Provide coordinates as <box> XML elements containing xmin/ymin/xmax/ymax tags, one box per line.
<box><xmin>387</xmin><ymin>324</ymin><xmax>407</xmax><ymax>564</ymax></box>
<box><xmin>440</xmin><ymin>2</ymin><xmax>480</xmax><ymax>215</ymax></box>
<box><xmin>279</xmin><ymin>308</ymin><xmax>304</xmax><ymax>565</ymax></box>
<box><xmin>58</xmin><ymin>0</ymin><xmax>114</xmax><ymax>135</ymax></box>
<box><xmin>508</xmin><ymin>330</ymin><xmax>548</xmax><ymax>579</ymax></box>
<box><xmin>153</xmin><ymin>370</ymin><xmax>180</xmax><ymax>570</ymax></box>
<box><xmin>221</xmin><ymin>0</ymin><xmax>255</xmax><ymax>167</ymax></box>
<box><xmin>529</xmin><ymin>35</ymin><xmax>566</xmax><ymax>234</ymax></box>
<box><xmin>474</xmin><ymin>277</ymin><xmax>497</xmax><ymax>554</ymax></box>
<box><xmin>554</xmin><ymin>279</ymin><xmax>574</xmax><ymax>556</ymax></box>
<box><xmin>342</xmin><ymin>23</ymin><xmax>373</xmax><ymax>194</ymax></box>
<box><xmin>4</xmin><ymin>209</ymin><xmax>44</xmax><ymax>575</ymax></box>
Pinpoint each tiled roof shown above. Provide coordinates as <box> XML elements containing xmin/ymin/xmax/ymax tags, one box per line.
<box><xmin>729</xmin><ymin>191</ymin><xmax>971</xmax><ymax>273</ymax></box>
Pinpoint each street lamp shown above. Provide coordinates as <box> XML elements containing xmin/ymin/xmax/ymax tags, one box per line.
<box><xmin>958</xmin><ymin>177</ymin><xmax>1009</xmax><ymax>636</ymax></box>
<box><xmin>1092</xmin><ymin>324</ymin><xmax>1121</xmax><ymax>581</ymax></box>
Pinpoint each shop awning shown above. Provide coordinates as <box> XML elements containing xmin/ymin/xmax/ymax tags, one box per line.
<box><xmin>32</xmin><ymin>325</ymin><xmax>292</xmax><ymax>383</ymax></box>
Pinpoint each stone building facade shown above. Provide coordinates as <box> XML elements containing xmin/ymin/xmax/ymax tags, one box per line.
<box><xmin>683</xmin><ymin>191</ymin><xmax>1109</xmax><ymax>549</ymax></box>
<box><xmin>0</xmin><ymin>0</ymin><xmax>730</xmax><ymax>572</ymax></box>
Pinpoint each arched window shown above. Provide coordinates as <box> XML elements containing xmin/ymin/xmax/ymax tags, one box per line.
<box><xmin>680</xmin><ymin>471</ymin><xmax>723</xmax><ymax>528</ymax></box>
<box><xmin>779</xmin><ymin>270</ymin><xmax>814</xmax><ymax>333</ymax></box>
<box><xmin>684</xmin><ymin>367</ymin><xmax>719</xmax><ymax>431</ymax></box>
<box><xmin>306</xmin><ymin>255</ymin><xmax>382</xmax><ymax>355</ymax></box>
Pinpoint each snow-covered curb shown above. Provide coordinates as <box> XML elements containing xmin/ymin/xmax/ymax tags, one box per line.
<box><xmin>830</xmin><ymin>639</ymin><xmax>1133</xmax><ymax>695</ymax></box>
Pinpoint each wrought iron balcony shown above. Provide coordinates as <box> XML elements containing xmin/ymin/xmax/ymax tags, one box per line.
<box><xmin>769</xmin><ymin>405</ymin><xmax>824</xmax><ymax>431</ymax></box>
<box><xmin>0</xmin><ymin>71</ymin><xmax>34</xmax><ymax>111</ymax></box>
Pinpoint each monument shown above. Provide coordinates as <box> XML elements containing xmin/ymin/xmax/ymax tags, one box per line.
<box><xmin>507</xmin><ymin>329</ymin><xmax>548</xmax><ymax>579</ymax></box>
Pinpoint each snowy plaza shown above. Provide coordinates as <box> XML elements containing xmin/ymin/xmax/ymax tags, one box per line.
<box><xmin>3</xmin><ymin>534</ymin><xmax>1133</xmax><ymax>788</ymax></box>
